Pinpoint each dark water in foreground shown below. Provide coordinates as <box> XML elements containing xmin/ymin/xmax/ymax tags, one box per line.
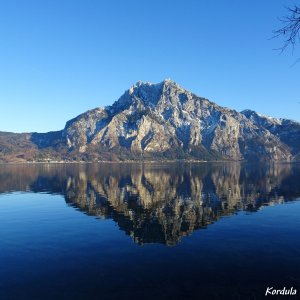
<box><xmin>0</xmin><ymin>163</ymin><xmax>300</xmax><ymax>300</ymax></box>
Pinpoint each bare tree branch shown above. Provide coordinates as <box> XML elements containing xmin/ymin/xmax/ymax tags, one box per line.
<box><xmin>274</xmin><ymin>5</ymin><xmax>300</xmax><ymax>52</ymax></box>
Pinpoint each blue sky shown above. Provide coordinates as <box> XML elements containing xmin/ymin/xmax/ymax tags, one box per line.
<box><xmin>0</xmin><ymin>0</ymin><xmax>299</xmax><ymax>133</ymax></box>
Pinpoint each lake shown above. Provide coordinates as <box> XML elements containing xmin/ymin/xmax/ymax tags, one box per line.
<box><xmin>0</xmin><ymin>162</ymin><xmax>300</xmax><ymax>300</ymax></box>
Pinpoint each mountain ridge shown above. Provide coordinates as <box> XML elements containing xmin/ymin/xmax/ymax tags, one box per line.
<box><xmin>1</xmin><ymin>79</ymin><xmax>299</xmax><ymax>162</ymax></box>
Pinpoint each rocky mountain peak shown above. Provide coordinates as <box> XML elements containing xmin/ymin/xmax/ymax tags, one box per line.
<box><xmin>58</xmin><ymin>80</ymin><xmax>299</xmax><ymax>161</ymax></box>
<box><xmin>109</xmin><ymin>79</ymin><xmax>192</xmax><ymax>114</ymax></box>
<box><xmin>1</xmin><ymin>80</ymin><xmax>300</xmax><ymax>162</ymax></box>
<box><xmin>128</xmin><ymin>78</ymin><xmax>184</xmax><ymax>98</ymax></box>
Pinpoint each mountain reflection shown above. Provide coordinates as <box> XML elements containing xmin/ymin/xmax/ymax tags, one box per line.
<box><xmin>0</xmin><ymin>163</ymin><xmax>300</xmax><ymax>245</ymax></box>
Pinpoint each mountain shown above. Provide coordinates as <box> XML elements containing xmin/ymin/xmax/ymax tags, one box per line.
<box><xmin>1</xmin><ymin>79</ymin><xmax>299</xmax><ymax>162</ymax></box>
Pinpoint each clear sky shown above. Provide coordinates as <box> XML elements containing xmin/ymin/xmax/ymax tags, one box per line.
<box><xmin>0</xmin><ymin>0</ymin><xmax>299</xmax><ymax>133</ymax></box>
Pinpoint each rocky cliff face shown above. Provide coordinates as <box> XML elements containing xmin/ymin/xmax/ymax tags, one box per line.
<box><xmin>62</xmin><ymin>79</ymin><xmax>296</xmax><ymax>161</ymax></box>
<box><xmin>241</xmin><ymin>109</ymin><xmax>300</xmax><ymax>160</ymax></box>
<box><xmin>0</xmin><ymin>79</ymin><xmax>299</xmax><ymax>162</ymax></box>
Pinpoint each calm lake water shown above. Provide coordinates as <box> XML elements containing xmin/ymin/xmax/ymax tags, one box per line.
<box><xmin>0</xmin><ymin>163</ymin><xmax>300</xmax><ymax>300</ymax></box>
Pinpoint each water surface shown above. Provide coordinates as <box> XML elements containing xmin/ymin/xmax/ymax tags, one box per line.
<box><xmin>0</xmin><ymin>163</ymin><xmax>300</xmax><ymax>300</ymax></box>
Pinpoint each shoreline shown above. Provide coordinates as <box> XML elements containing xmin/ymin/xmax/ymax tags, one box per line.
<box><xmin>0</xmin><ymin>159</ymin><xmax>298</xmax><ymax>165</ymax></box>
